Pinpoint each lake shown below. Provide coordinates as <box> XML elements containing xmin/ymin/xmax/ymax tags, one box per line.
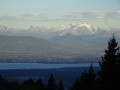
<box><xmin>0</xmin><ymin>63</ymin><xmax>99</xmax><ymax>70</ymax></box>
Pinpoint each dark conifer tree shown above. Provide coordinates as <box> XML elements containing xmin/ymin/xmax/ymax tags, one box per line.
<box><xmin>47</xmin><ymin>74</ymin><xmax>57</xmax><ymax>90</ymax></box>
<box><xmin>99</xmin><ymin>36</ymin><xmax>120</xmax><ymax>90</ymax></box>
<box><xmin>58</xmin><ymin>80</ymin><xmax>64</xmax><ymax>90</ymax></box>
<box><xmin>9</xmin><ymin>81</ymin><xmax>21</xmax><ymax>90</ymax></box>
<box><xmin>23</xmin><ymin>78</ymin><xmax>34</xmax><ymax>86</ymax></box>
<box><xmin>115</xmin><ymin>51</ymin><xmax>120</xmax><ymax>89</ymax></box>
<box><xmin>71</xmin><ymin>64</ymin><xmax>96</xmax><ymax>90</ymax></box>
<box><xmin>0</xmin><ymin>75</ymin><xmax>9</xmax><ymax>90</ymax></box>
<box><xmin>23</xmin><ymin>78</ymin><xmax>35</xmax><ymax>90</ymax></box>
<box><xmin>87</xmin><ymin>64</ymin><xmax>96</xmax><ymax>89</ymax></box>
<box><xmin>79</xmin><ymin>71</ymin><xmax>88</xmax><ymax>90</ymax></box>
<box><xmin>71</xmin><ymin>79</ymin><xmax>80</xmax><ymax>90</ymax></box>
<box><xmin>36</xmin><ymin>78</ymin><xmax>45</xmax><ymax>90</ymax></box>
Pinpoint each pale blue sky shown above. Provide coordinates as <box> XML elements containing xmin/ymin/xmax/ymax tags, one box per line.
<box><xmin>0</xmin><ymin>0</ymin><xmax>120</xmax><ymax>28</ymax></box>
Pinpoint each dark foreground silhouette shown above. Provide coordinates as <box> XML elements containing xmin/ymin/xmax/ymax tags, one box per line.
<box><xmin>0</xmin><ymin>36</ymin><xmax>120</xmax><ymax>90</ymax></box>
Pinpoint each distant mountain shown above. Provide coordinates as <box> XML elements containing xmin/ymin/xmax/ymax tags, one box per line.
<box><xmin>0</xmin><ymin>23</ymin><xmax>120</xmax><ymax>38</ymax></box>
<box><xmin>59</xmin><ymin>23</ymin><xmax>101</xmax><ymax>36</ymax></box>
<box><xmin>50</xmin><ymin>23</ymin><xmax>120</xmax><ymax>49</ymax></box>
<box><xmin>0</xmin><ymin>35</ymin><xmax>99</xmax><ymax>63</ymax></box>
<box><xmin>0</xmin><ymin>35</ymin><xmax>66</xmax><ymax>62</ymax></box>
<box><xmin>51</xmin><ymin>33</ymin><xmax>108</xmax><ymax>57</ymax></box>
<box><xmin>52</xmin><ymin>33</ymin><xmax>87</xmax><ymax>48</ymax></box>
<box><xmin>0</xmin><ymin>24</ymin><xmax>8</xmax><ymax>32</ymax></box>
<box><xmin>0</xmin><ymin>23</ymin><xmax>120</xmax><ymax>63</ymax></box>
<box><xmin>0</xmin><ymin>35</ymin><xmax>61</xmax><ymax>51</ymax></box>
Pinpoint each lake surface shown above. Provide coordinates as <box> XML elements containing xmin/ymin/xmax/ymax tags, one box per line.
<box><xmin>0</xmin><ymin>63</ymin><xmax>99</xmax><ymax>70</ymax></box>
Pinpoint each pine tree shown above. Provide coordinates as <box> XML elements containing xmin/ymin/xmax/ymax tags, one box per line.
<box><xmin>58</xmin><ymin>80</ymin><xmax>64</xmax><ymax>90</ymax></box>
<box><xmin>99</xmin><ymin>36</ymin><xmax>120</xmax><ymax>90</ymax></box>
<box><xmin>23</xmin><ymin>78</ymin><xmax>35</xmax><ymax>90</ymax></box>
<box><xmin>87</xmin><ymin>64</ymin><xmax>96</xmax><ymax>89</ymax></box>
<box><xmin>115</xmin><ymin>51</ymin><xmax>120</xmax><ymax>89</ymax></box>
<box><xmin>79</xmin><ymin>64</ymin><xmax>96</xmax><ymax>90</ymax></box>
<box><xmin>23</xmin><ymin>78</ymin><xmax>34</xmax><ymax>86</ymax></box>
<box><xmin>9</xmin><ymin>81</ymin><xmax>21</xmax><ymax>90</ymax></box>
<box><xmin>79</xmin><ymin>71</ymin><xmax>88</xmax><ymax>90</ymax></box>
<box><xmin>36</xmin><ymin>78</ymin><xmax>44</xmax><ymax>90</ymax></box>
<box><xmin>47</xmin><ymin>74</ymin><xmax>57</xmax><ymax>90</ymax></box>
<box><xmin>0</xmin><ymin>76</ymin><xmax>9</xmax><ymax>90</ymax></box>
<box><xmin>72</xmin><ymin>79</ymin><xmax>80</xmax><ymax>90</ymax></box>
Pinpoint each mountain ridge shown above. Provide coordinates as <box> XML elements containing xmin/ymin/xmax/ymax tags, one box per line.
<box><xmin>0</xmin><ymin>35</ymin><xmax>97</xmax><ymax>63</ymax></box>
<box><xmin>0</xmin><ymin>23</ymin><xmax>120</xmax><ymax>63</ymax></box>
<box><xmin>0</xmin><ymin>23</ymin><xmax>120</xmax><ymax>38</ymax></box>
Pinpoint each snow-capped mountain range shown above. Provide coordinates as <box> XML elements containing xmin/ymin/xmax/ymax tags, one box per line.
<box><xmin>0</xmin><ymin>23</ymin><xmax>120</xmax><ymax>62</ymax></box>
<box><xmin>0</xmin><ymin>23</ymin><xmax>120</xmax><ymax>38</ymax></box>
<box><xmin>59</xmin><ymin>23</ymin><xmax>100</xmax><ymax>36</ymax></box>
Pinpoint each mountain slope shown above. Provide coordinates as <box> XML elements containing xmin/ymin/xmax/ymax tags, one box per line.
<box><xmin>0</xmin><ymin>35</ymin><xmax>66</xmax><ymax>62</ymax></box>
<box><xmin>0</xmin><ymin>35</ymin><xmax>86</xmax><ymax>63</ymax></box>
<box><xmin>0</xmin><ymin>35</ymin><xmax>62</xmax><ymax>51</ymax></box>
<box><xmin>0</xmin><ymin>23</ymin><xmax>119</xmax><ymax>63</ymax></box>
<box><xmin>0</xmin><ymin>35</ymin><xmax>101</xmax><ymax>63</ymax></box>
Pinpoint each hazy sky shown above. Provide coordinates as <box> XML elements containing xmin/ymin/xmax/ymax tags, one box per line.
<box><xmin>0</xmin><ymin>0</ymin><xmax>120</xmax><ymax>28</ymax></box>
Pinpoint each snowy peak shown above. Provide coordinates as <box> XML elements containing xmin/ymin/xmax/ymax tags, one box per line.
<box><xmin>59</xmin><ymin>23</ymin><xmax>100</xmax><ymax>36</ymax></box>
<box><xmin>0</xmin><ymin>24</ymin><xmax>8</xmax><ymax>32</ymax></box>
<box><xmin>76</xmin><ymin>23</ymin><xmax>91</xmax><ymax>29</ymax></box>
<box><xmin>28</xmin><ymin>25</ymin><xmax>48</xmax><ymax>33</ymax></box>
<box><xmin>59</xmin><ymin>24</ymin><xmax>70</xmax><ymax>30</ymax></box>
<box><xmin>0</xmin><ymin>23</ymin><xmax>120</xmax><ymax>38</ymax></box>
